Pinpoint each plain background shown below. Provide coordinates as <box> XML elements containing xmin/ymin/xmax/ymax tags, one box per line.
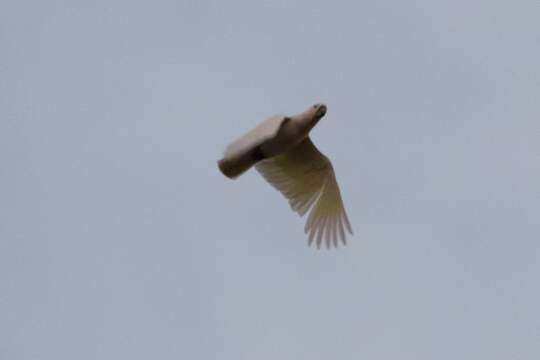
<box><xmin>2</xmin><ymin>1</ymin><xmax>539</xmax><ymax>359</ymax></box>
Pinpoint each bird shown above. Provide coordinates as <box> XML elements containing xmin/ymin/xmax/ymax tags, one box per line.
<box><xmin>217</xmin><ymin>103</ymin><xmax>352</xmax><ymax>248</ymax></box>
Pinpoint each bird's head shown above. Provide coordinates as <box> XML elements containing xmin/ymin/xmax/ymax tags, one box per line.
<box><xmin>300</xmin><ymin>103</ymin><xmax>327</xmax><ymax>129</ymax></box>
<box><xmin>294</xmin><ymin>103</ymin><xmax>328</xmax><ymax>136</ymax></box>
<box><xmin>312</xmin><ymin>103</ymin><xmax>327</xmax><ymax>119</ymax></box>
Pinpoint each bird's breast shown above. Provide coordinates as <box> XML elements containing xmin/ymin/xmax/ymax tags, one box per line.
<box><xmin>260</xmin><ymin>125</ymin><xmax>306</xmax><ymax>158</ymax></box>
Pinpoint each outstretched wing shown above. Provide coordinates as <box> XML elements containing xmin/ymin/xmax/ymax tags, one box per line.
<box><xmin>223</xmin><ymin>114</ymin><xmax>286</xmax><ymax>159</ymax></box>
<box><xmin>218</xmin><ymin>114</ymin><xmax>288</xmax><ymax>179</ymax></box>
<box><xmin>255</xmin><ymin>137</ymin><xmax>352</xmax><ymax>248</ymax></box>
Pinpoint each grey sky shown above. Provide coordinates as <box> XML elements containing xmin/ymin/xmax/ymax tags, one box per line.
<box><xmin>1</xmin><ymin>0</ymin><xmax>539</xmax><ymax>359</ymax></box>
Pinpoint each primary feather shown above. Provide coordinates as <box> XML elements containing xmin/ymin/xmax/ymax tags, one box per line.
<box><xmin>255</xmin><ymin>138</ymin><xmax>352</xmax><ymax>248</ymax></box>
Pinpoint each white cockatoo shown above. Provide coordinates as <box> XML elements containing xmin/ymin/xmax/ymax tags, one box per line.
<box><xmin>218</xmin><ymin>103</ymin><xmax>352</xmax><ymax>248</ymax></box>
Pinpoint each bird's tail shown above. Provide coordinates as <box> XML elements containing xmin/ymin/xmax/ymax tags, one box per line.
<box><xmin>218</xmin><ymin>146</ymin><xmax>266</xmax><ymax>179</ymax></box>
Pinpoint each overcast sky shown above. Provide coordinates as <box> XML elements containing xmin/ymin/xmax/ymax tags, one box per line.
<box><xmin>2</xmin><ymin>1</ymin><xmax>540</xmax><ymax>359</ymax></box>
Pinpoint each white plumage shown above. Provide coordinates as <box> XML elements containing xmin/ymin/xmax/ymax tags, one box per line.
<box><xmin>218</xmin><ymin>103</ymin><xmax>352</xmax><ymax>248</ymax></box>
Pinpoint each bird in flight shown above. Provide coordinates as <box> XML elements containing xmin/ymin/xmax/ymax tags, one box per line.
<box><xmin>218</xmin><ymin>103</ymin><xmax>352</xmax><ymax>248</ymax></box>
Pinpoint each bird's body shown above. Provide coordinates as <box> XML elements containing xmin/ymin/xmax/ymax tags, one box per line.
<box><xmin>218</xmin><ymin>103</ymin><xmax>352</xmax><ymax>248</ymax></box>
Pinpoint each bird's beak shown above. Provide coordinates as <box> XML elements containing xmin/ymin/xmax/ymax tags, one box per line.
<box><xmin>316</xmin><ymin>105</ymin><xmax>327</xmax><ymax>118</ymax></box>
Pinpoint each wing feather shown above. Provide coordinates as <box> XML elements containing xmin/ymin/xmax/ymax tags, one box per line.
<box><xmin>223</xmin><ymin>114</ymin><xmax>285</xmax><ymax>159</ymax></box>
<box><xmin>255</xmin><ymin>137</ymin><xmax>352</xmax><ymax>248</ymax></box>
